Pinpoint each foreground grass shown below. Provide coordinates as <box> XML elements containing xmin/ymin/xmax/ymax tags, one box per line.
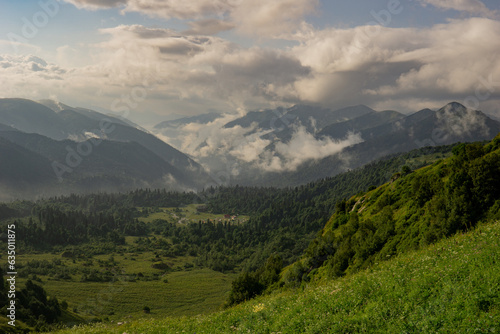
<box><xmin>54</xmin><ymin>220</ymin><xmax>500</xmax><ymax>333</ymax></box>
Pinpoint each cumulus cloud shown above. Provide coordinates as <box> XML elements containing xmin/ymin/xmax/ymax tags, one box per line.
<box><xmin>287</xmin><ymin>17</ymin><xmax>500</xmax><ymax>113</ymax></box>
<box><xmin>154</xmin><ymin>113</ymin><xmax>363</xmax><ymax>174</ymax></box>
<box><xmin>0</xmin><ymin>55</ymin><xmax>67</xmax><ymax>99</ymax></box>
<box><xmin>183</xmin><ymin>19</ymin><xmax>235</xmax><ymax>35</ymax></box>
<box><xmin>2</xmin><ymin>14</ymin><xmax>500</xmax><ymax>119</ymax></box>
<box><xmin>231</xmin><ymin>0</ymin><xmax>318</xmax><ymax>37</ymax></box>
<box><xmin>419</xmin><ymin>0</ymin><xmax>498</xmax><ymax>18</ymax></box>
<box><xmin>363</xmin><ymin>18</ymin><xmax>500</xmax><ymax>105</ymax></box>
<box><xmin>62</xmin><ymin>0</ymin><xmax>318</xmax><ymax>38</ymax></box>
<box><xmin>62</xmin><ymin>0</ymin><xmax>235</xmax><ymax>19</ymax></box>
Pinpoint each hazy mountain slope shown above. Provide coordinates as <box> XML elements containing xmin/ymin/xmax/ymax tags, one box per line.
<box><xmin>0</xmin><ymin>130</ymin><xmax>186</xmax><ymax>183</ymax></box>
<box><xmin>0</xmin><ymin>137</ymin><xmax>56</xmax><ymax>187</ymax></box>
<box><xmin>318</xmin><ymin>109</ymin><xmax>404</xmax><ymax>140</ymax></box>
<box><xmin>155</xmin><ymin>112</ymin><xmax>222</xmax><ymax>129</ymax></box>
<box><xmin>0</xmin><ymin>98</ymin><xmax>210</xmax><ymax>187</ymax></box>
<box><xmin>224</xmin><ymin>105</ymin><xmax>374</xmax><ymax>138</ymax></box>
<box><xmin>0</xmin><ymin>98</ymin><xmax>69</xmax><ymax>139</ymax></box>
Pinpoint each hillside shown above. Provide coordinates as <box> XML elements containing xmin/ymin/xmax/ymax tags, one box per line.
<box><xmin>51</xmin><ymin>219</ymin><xmax>500</xmax><ymax>333</ymax></box>
<box><xmin>278</xmin><ymin>133</ymin><xmax>500</xmax><ymax>288</ymax></box>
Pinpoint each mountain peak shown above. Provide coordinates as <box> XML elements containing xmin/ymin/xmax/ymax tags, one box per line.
<box><xmin>439</xmin><ymin>102</ymin><xmax>468</xmax><ymax>113</ymax></box>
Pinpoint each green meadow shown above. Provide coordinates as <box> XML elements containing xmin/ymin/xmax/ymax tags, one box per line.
<box><xmin>137</xmin><ymin>204</ymin><xmax>249</xmax><ymax>224</ymax></box>
<box><xmin>53</xmin><ymin>220</ymin><xmax>500</xmax><ymax>333</ymax></box>
<box><xmin>14</xmin><ymin>243</ymin><xmax>237</xmax><ymax>323</ymax></box>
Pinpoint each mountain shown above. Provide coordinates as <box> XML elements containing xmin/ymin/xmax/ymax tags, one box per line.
<box><xmin>247</xmin><ymin>102</ymin><xmax>500</xmax><ymax>187</ymax></box>
<box><xmin>224</xmin><ymin>104</ymin><xmax>374</xmax><ymax>139</ymax></box>
<box><xmin>317</xmin><ymin>109</ymin><xmax>404</xmax><ymax>140</ymax></box>
<box><xmin>0</xmin><ymin>98</ymin><xmax>210</xmax><ymax>195</ymax></box>
<box><xmin>0</xmin><ymin>98</ymin><xmax>69</xmax><ymax>139</ymax></box>
<box><xmin>0</xmin><ymin>129</ymin><xmax>193</xmax><ymax>198</ymax></box>
<box><xmin>0</xmin><ymin>98</ymin><xmax>215</xmax><ymax>198</ymax></box>
<box><xmin>0</xmin><ymin>136</ymin><xmax>56</xmax><ymax>199</ymax></box>
<box><xmin>154</xmin><ymin>112</ymin><xmax>222</xmax><ymax>130</ymax></box>
<box><xmin>0</xmin><ymin>98</ymin><xmax>204</xmax><ymax>173</ymax></box>
<box><xmin>345</xmin><ymin>102</ymin><xmax>500</xmax><ymax>163</ymax></box>
<box><xmin>280</xmin><ymin>133</ymin><xmax>500</xmax><ymax>287</ymax></box>
<box><xmin>46</xmin><ymin>137</ymin><xmax>500</xmax><ymax>333</ymax></box>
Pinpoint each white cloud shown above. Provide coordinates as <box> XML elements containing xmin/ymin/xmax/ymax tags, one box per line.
<box><xmin>256</xmin><ymin>127</ymin><xmax>363</xmax><ymax>172</ymax></box>
<box><xmin>184</xmin><ymin>19</ymin><xmax>235</xmax><ymax>35</ymax></box>
<box><xmin>419</xmin><ymin>0</ymin><xmax>498</xmax><ymax>18</ymax></box>
<box><xmin>287</xmin><ymin>17</ymin><xmax>500</xmax><ymax>113</ymax></box>
<box><xmin>62</xmin><ymin>0</ymin><xmax>318</xmax><ymax>38</ymax></box>
<box><xmin>62</xmin><ymin>0</ymin><xmax>234</xmax><ymax>19</ymax></box>
<box><xmin>231</xmin><ymin>0</ymin><xmax>318</xmax><ymax>38</ymax></box>
<box><xmin>436</xmin><ymin>103</ymin><xmax>490</xmax><ymax>139</ymax></box>
<box><xmin>2</xmin><ymin>15</ymin><xmax>500</xmax><ymax>119</ymax></box>
<box><xmin>364</xmin><ymin>18</ymin><xmax>500</xmax><ymax>101</ymax></box>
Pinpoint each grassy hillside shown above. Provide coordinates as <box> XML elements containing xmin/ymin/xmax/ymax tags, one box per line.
<box><xmin>52</xmin><ymin>219</ymin><xmax>500</xmax><ymax>333</ymax></box>
<box><xmin>278</xmin><ymin>135</ymin><xmax>500</xmax><ymax>287</ymax></box>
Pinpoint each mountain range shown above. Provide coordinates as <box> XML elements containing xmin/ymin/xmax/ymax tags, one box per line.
<box><xmin>0</xmin><ymin>98</ymin><xmax>209</xmax><ymax>198</ymax></box>
<box><xmin>154</xmin><ymin>101</ymin><xmax>498</xmax><ymax>187</ymax></box>
<box><xmin>1</xmin><ymin>98</ymin><xmax>499</xmax><ymax>198</ymax></box>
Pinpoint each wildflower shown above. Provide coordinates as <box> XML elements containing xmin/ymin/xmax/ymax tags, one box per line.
<box><xmin>253</xmin><ymin>303</ymin><xmax>265</xmax><ymax>313</ymax></box>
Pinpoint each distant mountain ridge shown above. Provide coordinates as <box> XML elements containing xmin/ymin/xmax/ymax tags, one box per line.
<box><xmin>233</xmin><ymin>102</ymin><xmax>500</xmax><ymax>186</ymax></box>
<box><xmin>155</xmin><ymin>112</ymin><xmax>222</xmax><ymax>129</ymax></box>
<box><xmin>0</xmin><ymin>98</ymin><xmax>211</xmax><ymax>199</ymax></box>
<box><xmin>1</xmin><ymin>98</ymin><xmax>499</xmax><ymax>198</ymax></box>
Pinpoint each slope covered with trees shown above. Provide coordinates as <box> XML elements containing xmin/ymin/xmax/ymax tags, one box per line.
<box><xmin>280</xmin><ymin>134</ymin><xmax>500</xmax><ymax>288</ymax></box>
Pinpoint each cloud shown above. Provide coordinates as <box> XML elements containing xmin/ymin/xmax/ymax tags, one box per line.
<box><xmin>364</xmin><ymin>18</ymin><xmax>500</xmax><ymax>103</ymax></box>
<box><xmin>419</xmin><ymin>0</ymin><xmax>498</xmax><ymax>18</ymax></box>
<box><xmin>231</xmin><ymin>0</ymin><xmax>318</xmax><ymax>37</ymax></box>
<box><xmin>183</xmin><ymin>19</ymin><xmax>235</xmax><ymax>35</ymax></box>
<box><xmin>62</xmin><ymin>0</ymin><xmax>318</xmax><ymax>38</ymax></box>
<box><xmin>154</xmin><ymin>112</ymin><xmax>362</xmax><ymax>173</ymax></box>
<box><xmin>255</xmin><ymin>127</ymin><xmax>363</xmax><ymax>172</ymax></box>
<box><xmin>288</xmin><ymin>17</ymin><xmax>500</xmax><ymax>113</ymax></box>
<box><xmin>3</xmin><ymin>15</ymin><xmax>500</xmax><ymax>120</ymax></box>
<box><xmin>62</xmin><ymin>0</ymin><xmax>234</xmax><ymax>19</ymax></box>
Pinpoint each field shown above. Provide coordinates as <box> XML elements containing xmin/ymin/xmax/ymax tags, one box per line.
<box><xmin>38</xmin><ymin>268</ymin><xmax>234</xmax><ymax>319</ymax></box>
<box><xmin>15</xmin><ymin>251</ymin><xmax>236</xmax><ymax>322</ymax></box>
<box><xmin>14</xmin><ymin>233</ymin><xmax>238</xmax><ymax>324</ymax></box>
<box><xmin>53</xmin><ymin>220</ymin><xmax>500</xmax><ymax>333</ymax></box>
<box><xmin>137</xmin><ymin>204</ymin><xmax>249</xmax><ymax>225</ymax></box>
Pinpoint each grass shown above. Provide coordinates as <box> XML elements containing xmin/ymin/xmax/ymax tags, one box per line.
<box><xmin>137</xmin><ymin>204</ymin><xmax>249</xmax><ymax>225</ymax></box>
<box><xmin>41</xmin><ymin>268</ymin><xmax>235</xmax><ymax>320</ymax></box>
<box><xmin>53</xmin><ymin>220</ymin><xmax>500</xmax><ymax>333</ymax></box>
<box><xmin>14</xmin><ymin>248</ymin><xmax>236</xmax><ymax>323</ymax></box>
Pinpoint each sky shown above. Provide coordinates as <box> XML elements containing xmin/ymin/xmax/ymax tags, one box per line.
<box><xmin>0</xmin><ymin>0</ymin><xmax>499</xmax><ymax>126</ymax></box>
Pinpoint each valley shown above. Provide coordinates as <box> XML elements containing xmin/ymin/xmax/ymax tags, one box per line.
<box><xmin>2</xmin><ymin>135</ymin><xmax>500</xmax><ymax>332</ymax></box>
<box><xmin>2</xmin><ymin>2</ymin><xmax>500</xmax><ymax>332</ymax></box>
<box><xmin>1</xmin><ymin>99</ymin><xmax>499</xmax><ymax>333</ymax></box>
